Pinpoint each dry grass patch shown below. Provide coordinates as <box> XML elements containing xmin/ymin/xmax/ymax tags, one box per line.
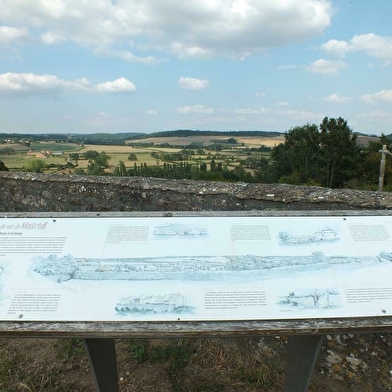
<box><xmin>236</xmin><ymin>136</ymin><xmax>284</xmax><ymax>148</ymax></box>
<box><xmin>127</xmin><ymin>136</ymin><xmax>218</xmax><ymax>146</ymax></box>
<box><xmin>79</xmin><ymin>144</ymin><xmax>135</xmax><ymax>154</ymax></box>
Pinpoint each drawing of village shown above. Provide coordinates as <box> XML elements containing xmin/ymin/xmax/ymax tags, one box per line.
<box><xmin>115</xmin><ymin>293</ymin><xmax>195</xmax><ymax>315</ymax></box>
<box><xmin>277</xmin><ymin>288</ymin><xmax>341</xmax><ymax>311</ymax></box>
<box><xmin>30</xmin><ymin>251</ymin><xmax>392</xmax><ymax>284</ymax></box>
<box><xmin>153</xmin><ymin>223</ymin><xmax>208</xmax><ymax>238</ymax></box>
<box><xmin>279</xmin><ymin>227</ymin><xmax>339</xmax><ymax>246</ymax></box>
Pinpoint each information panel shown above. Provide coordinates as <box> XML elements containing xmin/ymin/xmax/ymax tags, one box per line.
<box><xmin>1</xmin><ymin>216</ymin><xmax>392</xmax><ymax>322</ymax></box>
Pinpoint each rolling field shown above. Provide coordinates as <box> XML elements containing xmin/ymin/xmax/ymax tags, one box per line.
<box><xmin>79</xmin><ymin>144</ymin><xmax>134</xmax><ymax>154</ymax></box>
<box><xmin>128</xmin><ymin>135</ymin><xmax>285</xmax><ymax>148</ymax></box>
<box><xmin>0</xmin><ymin>134</ymin><xmax>282</xmax><ymax>173</ymax></box>
<box><xmin>0</xmin><ymin>142</ymin><xmax>81</xmax><ymax>170</ymax></box>
<box><xmin>29</xmin><ymin>141</ymin><xmax>82</xmax><ymax>153</ymax></box>
<box><xmin>236</xmin><ymin>136</ymin><xmax>284</xmax><ymax>147</ymax></box>
<box><xmin>1</xmin><ymin>143</ymin><xmax>31</xmax><ymax>152</ymax></box>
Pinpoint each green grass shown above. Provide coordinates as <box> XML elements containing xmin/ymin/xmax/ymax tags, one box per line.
<box><xmin>0</xmin><ymin>138</ymin><xmax>271</xmax><ymax>174</ymax></box>
<box><xmin>126</xmin><ymin>339</ymin><xmax>195</xmax><ymax>391</ymax></box>
<box><xmin>233</xmin><ymin>364</ymin><xmax>277</xmax><ymax>390</ymax></box>
<box><xmin>29</xmin><ymin>142</ymin><xmax>81</xmax><ymax>153</ymax></box>
<box><xmin>55</xmin><ymin>339</ymin><xmax>86</xmax><ymax>362</ymax></box>
<box><xmin>0</xmin><ymin>341</ymin><xmax>81</xmax><ymax>392</ymax></box>
<box><xmin>127</xmin><ymin>339</ymin><xmax>149</xmax><ymax>364</ymax></box>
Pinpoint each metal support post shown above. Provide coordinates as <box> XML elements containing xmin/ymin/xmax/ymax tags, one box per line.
<box><xmin>83</xmin><ymin>338</ymin><xmax>119</xmax><ymax>392</ymax></box>
<box><xmin>283</xmin><ymin>335</ymin><xmax>324</xmax><ymax>392</ymax></box>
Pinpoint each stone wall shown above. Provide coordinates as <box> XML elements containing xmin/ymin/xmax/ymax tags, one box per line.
<box><xmin>1</xmin><ymin>172</ymin><xmax>391</xmax><ymax>212</ymax></box>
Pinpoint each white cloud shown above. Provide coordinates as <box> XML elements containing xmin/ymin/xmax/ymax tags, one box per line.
<box><xmin>306</xmin><ymin>58</ymin><xmax>347</xmax><ymax>75</ymax></box>
<box><xmin>97</xmin><ymin>111</ymin><xmax>111</xmax><ymax>118</ymax></box>
<box><xmin>178</xmin><ymin>77</ymin><xmax>210</xmax><ymax>90</ymax></box>
<box><xmin>255</xmin><ymin>92</ymin><xmax>266</xmax><ymax>97</ymax></box>
<box><xmin>0</xmin><ymin>25</ymin><xmax>28</xmax><ymax>46</ymax></box>
<box><xmin>321</xmin><ymin>34</ymin><xmax>392</xmax><ymax>63</ymax></box>
<box><xmin>170</xmin><ymin>43</ymin><xmax>213</xmax><ymax>59</ymax></box>
<box><xmin>95</xmin><ymin>77</ymin><xmax>136</xmax><ymax>93</ymax></box>
<box><xmin>361</xmin><ymin>89</ymin><xmax>392</xmax><ymax>104</ymax></box>
<box><xmin>0</xmin><ymin>72</ymin><xmax>91</xmax><ymax>94</ymax></box>
<box><xmin>113</xmin><ymin>50</ymin><xmax>165</xmax><ymax>65</ymax></box>
<box><xmin>275</xmin><ymin>109</ymin><xmax>323</xmax><ymax>121</ymax></box>
<box><xmin>147</xmin><ymin>109</ymin><xmax>158</xmax><ymax>115</ymax></box>
<box><xmin>219</xmin><ymin>106</ymin><xmax>321</xmax><ymax>122</ymax></box>
<box><xmin>177</xmin><ymin>105</ymin><xmax>214</xmax><ymax>114</ymax></box>
<box><xmin>320</xmin><ymin>39</ymin><xmax>349</xmax><ymax>58</ymax></box>
<box><xmin>0</xmin><ymin>73</ymin><xmax>136</xmax><ymax>95</ymax></box>
<box><xmin>87</xmin><ymin>112</ymin><xmax>113</xmax><ymax>127</ymax></box>
<box><xmin>0</xmin><ymin>1</ymin><xmax>332</xmax><ymax>59</ymax></box>
<box><xmin>230</xmin><ymin>107</ymin><xmax>271</xmax><ymax>114</ymax></box>
<box><xmin>357</xmin><ymin>111</ymin><xmax>387</xmax><ymax>119</ymax></box>
<box><xmin>275</xmin><ymin>101</ymin><xmax>289</xmax><ymax>106</ymax></box>
<box><xmin>41</xmin><ymin>31</ymin><xmax>66</xmax><ymax>45</ymax></box>
<box><xmin>278</xmin><ymin>64</ymin><xmax>300</xmax><ymax>70</ymax></box>
<box><xmin>323</xmin><ymin>93</ymin><xmax>352</xmax><ymax>103</ymax></box>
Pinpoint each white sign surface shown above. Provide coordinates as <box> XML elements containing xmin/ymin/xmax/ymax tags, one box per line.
<box><xmin>1</xmin><ymin>216</ymin><xmax>392</xmax><ymax>322</ymax></box>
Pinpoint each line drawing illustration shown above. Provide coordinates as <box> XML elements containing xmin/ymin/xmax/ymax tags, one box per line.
<box><xmin>31</xmin><ymin>251</ymin><xmax>391</xmax><ymax>283</ymax></box>
<box><xmin>277</xmin><ymin>289</ymin><xmax>341</xmax><ymax>310</ymax></box>
<box><xmin>115</xmin><ymin>293</ymin><xmax>194</xmax><ymax>315</ymax></box>
<box><xmin>153</xmin><ymin>223</ymin><xmax>208</xmax><ymax>238</ymax></box>
<box><xmin>279</xmin><ymin>227</ymin><xmax>339</xmax><ymax>246</ymax></box>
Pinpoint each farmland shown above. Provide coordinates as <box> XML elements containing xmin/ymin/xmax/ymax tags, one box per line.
<box><xmin>0</xmin><ymin>134</ymin><xmax>284</xmax><ymax>176</ymax></box>
<box><xmin>0</xmin><ymin>130</ymin><xmax>381</xmax><ymax>188</ymax></box>
<box><xmin>130</xmin><ymin>134</ymin><xmax>282</xmax><ymax>148</ymax></box>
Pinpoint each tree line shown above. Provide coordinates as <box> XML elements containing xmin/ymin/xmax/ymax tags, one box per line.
<box><xmin>264</xmin><ymin>116</ymin><xmax>390</xmax><ymax>189</ymax></box>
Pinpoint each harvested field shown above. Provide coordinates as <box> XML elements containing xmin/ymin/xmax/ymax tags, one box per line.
<box><xmin>128</xmin><ymin>135</ymin><xmax>284</xmax><ymax>147</ymax></box>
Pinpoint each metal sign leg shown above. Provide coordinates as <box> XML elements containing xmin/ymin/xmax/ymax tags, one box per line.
<box><xmin>283</xmin><ymin>335</ymin><xmax>324</xmax><ymax>392</ymax></box>
<box><xmin>83</xmin><ymin>338</ymin><xmax>119</xmax><ymax>392</ymax></box>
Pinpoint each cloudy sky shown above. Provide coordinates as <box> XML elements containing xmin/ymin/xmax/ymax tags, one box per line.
<box><xmin>0</xmin><ymin>0</ymin><xmax>391</xmax><ymax>135</ymax></box>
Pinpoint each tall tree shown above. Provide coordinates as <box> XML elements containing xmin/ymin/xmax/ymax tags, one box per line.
<box><xmin>83</xmin><ymin>150</ymin><xmax>99</xmax><ymax>160</ymax></box>
<box><xmin>94</xmin><ymin>151</ymin><xmax>110</xmax><ymax>168</ymax></box>
<box><xmin>113</xmin><ymin>160</ymin><xmax>127</xmax><ymax>176</ymax></box>
<box><xmin>271</xmin><ymin>124</ymin><xmax>320</xmax><ymax>184</ymax></box>
<box><xmin>319</xmin><ymin>117</ymin><xmax>360</xmax><ymax>188</ymax></box>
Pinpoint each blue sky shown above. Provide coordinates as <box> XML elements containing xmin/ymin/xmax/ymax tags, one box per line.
<box><xmin>0</xmin><ymin>0</ymin><xmax>391</xmax><ymax>135</ymax></box>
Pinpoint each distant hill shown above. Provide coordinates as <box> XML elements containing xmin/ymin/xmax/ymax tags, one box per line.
<box><xmin>134</xmin><ymin>130</ymin><xmax>283</xmax><ymax>139</ymax></box>
<box><xmin>0</xmin><ymin>130</ymin><xmax>283</xmax><ymax>146</ymax></box>
<box><xmin>0</xmin><ymin>132</ymin><xmax>144</xmax><ymax>146</ymax></box>
<box><xmin>356</xmin><ymin>134</ymin><xmax>379</xmax><ymax>147</ymax></box>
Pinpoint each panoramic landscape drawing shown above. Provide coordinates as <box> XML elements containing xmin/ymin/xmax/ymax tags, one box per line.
<box><xmin>31</xmin><ymin>251</ymin><xmax>392</xmax><ymax>284</ymax></box>
<box><xmin>153</xmin><ymin>223</ymin><xmax>208</xmax><ymax>238</ymax></box>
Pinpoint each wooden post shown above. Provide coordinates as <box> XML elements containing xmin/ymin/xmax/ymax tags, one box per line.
<box><xmin>379</xmin><ymin>145</ymin><xmax>391</xmax><ymax>192</ymax></box>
